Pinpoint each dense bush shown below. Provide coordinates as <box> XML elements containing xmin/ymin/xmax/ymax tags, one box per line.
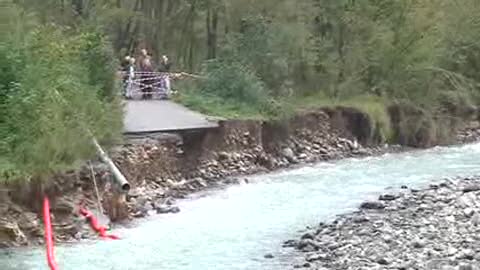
<box><xmin>178</xmin><ymin>59</ymin><xmax>282</xmax><ymax>119</ymax></box>
<box><xmin>76</xmin><ymin>29</ymin><xmax>120</xmax><ymax>100</ymax></box>
<box><xmin>200</xmin><ymin>60</ymin><xmax>268</xmax><ymax>106</ymax></box>
<box><xmin>0</xmin><ymin>23</ymin><xmax>122</xmax><ymax>182</ymax></box>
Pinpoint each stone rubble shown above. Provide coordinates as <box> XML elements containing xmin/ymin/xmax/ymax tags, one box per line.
<box><xmin>457</xmin><ymin>126</ymin><xmax>480</xmax><ymax>144</ymax></box>
<box><xmin>119</xmin><ymin>127</ymin><xmax>395</xmax><ymax>223</ymax></box>
<box><xmin>287</xmin><ymin>177</ymin><xmax>480</xmax><ymax>270</ymax></box>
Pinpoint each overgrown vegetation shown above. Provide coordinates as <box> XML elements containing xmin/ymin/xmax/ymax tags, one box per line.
<box><xmin>170</xmin><ymin>0</ymin><xmax>480</xmax><ymax>146</ymax></box>
<box><xmin>3</xmin><ymin>0</ymin><xmax>480</xmax><ymax>181</ymax></box>
<box><xmin>0</xmin><ymin>3</ymin><xmax>122</xmax><ymax>182</ymax></box>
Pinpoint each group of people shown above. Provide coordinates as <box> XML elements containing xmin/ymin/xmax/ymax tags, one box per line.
<box><xmin>122</xmin><ymin>49</ymin><xmax>172</xmax><ymax>100</ymax></box>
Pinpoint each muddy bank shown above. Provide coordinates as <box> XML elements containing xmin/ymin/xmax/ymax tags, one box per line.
<box><xmin>0</xmin><ymin>106</ymin><xmax>477</xmax><ymax>248</ymax></box>
<box><xmin>287</xmin><ymin>176</ymin><xmax>480</xmax><ymax>270</ymax></box>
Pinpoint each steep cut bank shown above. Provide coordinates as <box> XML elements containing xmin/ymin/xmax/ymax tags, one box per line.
<box><xmin>388</xmin><ymin>102</ymin><xmax>479</xmax><ymax>148</ymax></box>
<box><xmin>0</xmin><ymin>106</ymin><xmax>478</xmax><ymax>248</ymax></box>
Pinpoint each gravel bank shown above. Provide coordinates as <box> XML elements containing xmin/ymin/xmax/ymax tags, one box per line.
<box><xmin>287</xmin><ymin>176</ymin><xmax>480</xmax><ymax>270</ymax></box>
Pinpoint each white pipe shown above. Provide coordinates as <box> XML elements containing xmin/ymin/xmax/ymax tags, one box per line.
<box><xmin>92</xmin><ymin>138</ymin><xmax>130</xmax><ymax>193</ymax></box>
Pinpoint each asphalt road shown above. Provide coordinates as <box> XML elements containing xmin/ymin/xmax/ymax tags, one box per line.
<box><xmin>123</xmin><ymin>100</ymin><xmax>218</xmax><ymax>134</ymax></box>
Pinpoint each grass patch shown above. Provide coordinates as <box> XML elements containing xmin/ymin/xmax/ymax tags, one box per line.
<box><xmin>176</xmin><ymin>81</ymin><xmax>393</xmax><ymax>142</ymax></box>
<box><xmin>175</xmin><ymin>91</ymin><xmax>268</xmax><ymax>120</ymax></box>
<box><xmin>178</xmin><ymin>86</ymin><xmax>392</xmax><ymax>143</ymax></box>
<box><xmin>290</xmin><ymin>92</ymin><xmax>393</xmax><ymax>142</ymax></box>
<box><xmin>176</xmin><ymin>90</ymin><xmax>295</xmax><ymax>120</ymax></box>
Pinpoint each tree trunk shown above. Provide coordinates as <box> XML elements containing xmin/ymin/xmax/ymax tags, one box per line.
<box><xmin>188</xmin><ymin>1</ymin><xmax>197</xmax><ymax>70</ymax></box>
<box><xmin>206</xmin><ymin>2</ymin><xmax>218</xmax><ymax>59</ymax></box>
<box><xmin>155</xmin><ymin>0</ymin><xmax>166</xmax><ymax>59</ymax></box>
<box><xmin>72</xmin><ymin>0</ymin><xmax>83</xmax><ymax>17</ymax></box>
<box><xmin>334</xmin><ymin>22</ymin><xmax>346</xmax><ymax>98</ymax></box>
<box><xmin>116</xmin><ymin>0</ymin><xmax>141</xmax><ymax>54</ymax></box>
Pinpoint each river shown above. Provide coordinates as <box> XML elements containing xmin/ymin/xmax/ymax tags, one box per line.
<box><xmin>3</xmin><ymin>143</ymin><xmax>480</xmax><ymax>270</ymax></box>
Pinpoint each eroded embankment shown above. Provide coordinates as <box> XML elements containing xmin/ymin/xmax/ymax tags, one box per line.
<box><xmin>0</xmin><ymin>106</ymin><xmax>478</xmax><ymax>248</ymax></box>
<box><xmin>116</xmin><ymin>109</ymin><xmax>399</xmax><ymax>218</ymax></box>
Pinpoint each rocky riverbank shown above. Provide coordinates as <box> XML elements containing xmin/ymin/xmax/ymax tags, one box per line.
<box><xmin>0</xmin><ymin>107</ymin><xmax>478</xmax><ymax>248</ymax></box>
<box><xmin>119</xmin><ymin>114</ymin><xmax>394</xmax><ymax>220</ymax></box>
<box><xmin>74</xmin><ymin>121</ymin><xmax>480</xmax><ymax>224</ymax></box>
<box><xmin>287</xmin><ymin>176</ymin><xmax>480</xmax><ymax>269</ymax></box>
<box><xmin>121</xmin><ymin>119</ymin><xmax>480</xmax><ymax>222</ymax></box>
<box><xmin>0</xmin><ymin>108</ymin><xmax>385</xmax><ymax>248</ymax></box>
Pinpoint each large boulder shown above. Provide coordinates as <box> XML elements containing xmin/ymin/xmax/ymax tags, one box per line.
<box><xmin>282</xmin><ymin>147</ymin><xmax>297</xmax><ymax>163</ymax></box>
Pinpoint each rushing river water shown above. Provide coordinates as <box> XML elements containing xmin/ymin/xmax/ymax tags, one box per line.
<box><xmin>3</xmin><ymin>143</ymin><xmax>480</xmax><ymax>270</ymax></box>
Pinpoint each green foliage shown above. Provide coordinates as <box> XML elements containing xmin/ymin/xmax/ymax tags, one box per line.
<box><xmin>0</xmin><ymin>20</ymin><xmax>122</xmax><ymax>182</ymax></box>
<box><xmin>11</xmin><ymin>0</ymin><xmax>480</xmax><ymax>105</ymax></box>
<box><xmin>4</xmin><ymin>0</ymin><xmax>480</xmax><ymax>167</ymax></box>
<box><xmin>221</xmin><ymin>16</ymin><xmax>288</xmax><ymax>92</ymax></box>
<box><xmin>178</xmin><ymin>59</ymin><xmax>292</xmax><ymax>119</ymax></box>
<box><xmin>177</xmin><ymin>90</ymin><xmax>267</xmax><ymax>120</ymax></box>
<box><xmin>201</xmin><ymin>59</ymin><xmax>268</xmax><ymax>106</ymax></box>
<box><xmin>76</xmin><ymin>29</ymin><xmax>120</xmax><ymax>100</ymax></box>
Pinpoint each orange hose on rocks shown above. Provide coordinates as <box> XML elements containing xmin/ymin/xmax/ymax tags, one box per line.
<box><xmin>79</xmin><ymin>206</ymin><xmax>120</xmax><ymax>240</ymax></box>
<box><xmin>43</xmin><ymin>196</ymin><xmax>59</xmax><ymax>270</ymax></box>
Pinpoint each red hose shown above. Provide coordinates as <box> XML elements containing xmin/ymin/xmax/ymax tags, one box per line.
<box><xmin>43</xmin><ymin>196</ymin><xmax>59</xmax><ymax>270</ymax></box>
<box><xmin>79</xmin><ymin>207</ymin><xmax>120</xmax><ymax>240</ymax></box>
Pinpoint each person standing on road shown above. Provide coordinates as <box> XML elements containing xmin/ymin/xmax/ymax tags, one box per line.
<box><xmin>139</xmin><ymin>49</ymin><xmax>154</xmax><ymax>99</ymax></box>
<box><xmin>120</xmin><ymin>56</ymin><xmax>131</xmax><ymax>97</ymax></box>
<box><xmin>125</xmin><ymin>57</ymin><xmax>136</xmax><ymax>99</ymax></box>
<box><xmin>158</xmin><ymin>55</ymin><xmax>172</xmax><ymax>96</ymax></box>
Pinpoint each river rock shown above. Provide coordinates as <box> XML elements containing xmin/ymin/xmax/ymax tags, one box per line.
<box><xmin>376</xmin><ymin>257</ymin><xmax>390</xmax><ymax>265</ymax></box>
<box><xmin>301</xmin><ymin>232</ymin><xmax>315</xmax><ymax>240</ymax></box>
<box><xmin>282</xmin><ymin>147</ymin><xmax>297</xmax><ymax>163</ymax></box>
<box><xmin>457</xmin><ymin>194</ymin><xmax>476</xmax><ymax>208</ymax></box>
<box><xmin>379</xmin><ymin>194</ymin><xmax>397</xmax><ymax>201</ymax></box>
<box><xmin>155</xmin><ymin>204</ymin><xmax>180</xmax><ymax>214</ymax></box>
<box><xmin>264</xmin><ymin>253</ymin><xmax>274</xmax><ymax>259</ymax></box>
<box><xmin>458</xmin><ymin>249</ymin><xmax>475</xmax><ymax>260</ymax></box>
<box><xmin>291</xmin><ymin>177</ymin><xmax>480</xmax><ymax>269</ymax></box>
<box><xmin>471</xmin><ymin>213</ymin><xmax>480</xmax><ymax>226</ymax></box>
<box><xmin>306</xmin><ymin>253</ymin><xmax>326</xmax><ymax>262</ymax></box>
<box><xmin>464</xmin><ymin>208</ymin><xmax>475</xmax><ymax>218</ymax></box>
<box><xmin>352</xmin><ymin>215</ymin><xmax>370</xmax><ymax>223</ymax></box>
<box><xmin>131</xmin><ymin>195</ymin><xmax>153</xmax><ymax>216</ymax></box>
<box><xmin>412</xmin><ymin>239</ymin><xmax>426</xmax><ymax>248</ymax></box>
<box><xmin>463</xmin><ymin>184</ymin><xmax>480</xmax><ymax>193</ymax></box>
<box><xmin>297</xmin><ymin>239</ymin><xmax>320</xmax><ymax>252</ymax></box>
<box><xmin>360</xmin><ymin>201</ymin><xmax>385</xmax><ymax>210</ymax></box>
